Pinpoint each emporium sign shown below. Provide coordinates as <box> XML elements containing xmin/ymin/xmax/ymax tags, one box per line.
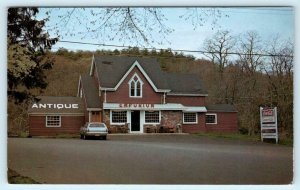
<box><xmin>32</xmin><ymin>103</ymin><xmax>79</xmax><ymax>109</ymax></box>
<box><xmin>119</xmin><ymin>103</ymin><xmax>154</xmax><ymax>109</ymax></box>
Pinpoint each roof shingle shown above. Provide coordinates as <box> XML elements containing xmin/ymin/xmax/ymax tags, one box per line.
<box><xmin>94</xmin><ymin>56</ymin><xmax>207</xmax><ymax>95</ymax></box>
<box><xmin>206</xmin><ymin>104</ymin><xmax>237</xmax><ymax>112</ymax></box>
<box><xmin>81</xmin><ymin>75</ymin><xmax>101</xmax><ymax>108</ymax></box>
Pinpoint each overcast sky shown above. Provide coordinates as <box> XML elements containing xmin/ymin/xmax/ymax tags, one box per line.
<box><xmin>38</xmin><ymin>7</ymin><xmax>294</xmax><ymax>59</ymax></box>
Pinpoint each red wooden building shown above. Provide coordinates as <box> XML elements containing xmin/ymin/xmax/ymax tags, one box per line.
<box><xmin>28</xmin><ymin>56</ymin><xmax>237</xmax><ymax>136</ymax></box>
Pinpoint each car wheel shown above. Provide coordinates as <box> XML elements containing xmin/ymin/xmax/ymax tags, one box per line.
<box><xmin>103</xmin><ymin>136</ymin><xmax>107</xmax><ymax>140</ymax></box>
<box><xmin>80</xmin><ymin>134</ymin><xmax>83</xmax><ymax>139</ymax></box>
<box><xmin>83</xmin><ymin>135</ymin><xmax>87</xmax><ymax>140</ymax></box>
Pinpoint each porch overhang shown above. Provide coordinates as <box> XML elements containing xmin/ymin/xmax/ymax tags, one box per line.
<box><xmin>103</xmin><ymin>103</ymin><xmax>207</xmax><ymax>112</ymax></box>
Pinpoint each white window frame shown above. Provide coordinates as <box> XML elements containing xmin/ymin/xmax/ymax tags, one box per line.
<box><xmin>205</xmin><ymin>113</ymin><xmax>218</xmax><ymax>124</ymax></box>
<box><xmin>110</xmin><ymin>110</ymin><xmax>128</xmax><ymax>125</ymax></box>
<box><xmin>183</xmin><ymin>112</ymin><xmax>198</xmax><ymax>124</ymax></box>
<box><xmin>128</xmin><ymin>73</ymin><xmax>144</xmax><ymax>98</ymax></box>
<box><xmin>46</xmin><ymin>115</ymin><xmax>61</xmax><ymax>127</ymax></box>
<box><xmin>145</xmin><ymin>111</ymin><xmax>161</xmax><ymax>124</ymax></box>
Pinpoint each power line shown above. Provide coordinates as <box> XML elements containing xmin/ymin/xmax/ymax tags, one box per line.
<box><xmin>218</xmin><ymin>8</ymin><xmax>293</xmax><ymax>15</ymax></box>
<box><xmin>58</xmin><ymin>40</ymin><xmax>294</xmax><ymax>58</ymax></box>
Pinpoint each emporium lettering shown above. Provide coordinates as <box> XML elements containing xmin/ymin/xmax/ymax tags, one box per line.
<box><xmin>32</xmin><ymin>103</ymin><xmax>79</xmax><ymax>109</ymax></box>
<box><xmin>119</xmin><ymin>103</ymin><xmax>154</xmax><ymax>108</ymax></box>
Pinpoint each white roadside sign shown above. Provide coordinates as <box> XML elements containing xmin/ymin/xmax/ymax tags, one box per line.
<box><xmin>260</xmin><ymin>107</ymin><xmax>278</xmax><ymax>143</ymax></box>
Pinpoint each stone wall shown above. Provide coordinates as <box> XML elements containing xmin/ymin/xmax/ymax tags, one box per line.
<box><xmin>143</xmin><ymin>111</ymin><xmax>183</xmax><ymax>133</ymax></box>
<box><xmin>161</xmin><ymin>111</ymin><xmax>182</xmax><ymax>127</ymax></box>
<box><xmin>103</xmin><ymin>110</ymin><xmax>110</xmax><ymax>126</ymax></box>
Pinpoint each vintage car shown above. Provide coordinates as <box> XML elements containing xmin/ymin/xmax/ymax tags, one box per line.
<box><xmin>80</xmin><ymin>122</ymin><xmax>108</xmax><ymax>140</ymax></box>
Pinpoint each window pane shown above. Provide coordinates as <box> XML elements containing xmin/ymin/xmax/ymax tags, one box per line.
<box><xmin>130</xmin><ymin>81</ymin><xmax>135</xmax><ymax>96</ymax></box>
<box><xmin>46</xmin><ymin>116</ymin><xmax>60</xmax><ymax>127</ymax></box>
<box><xmin>129</xmin><ymin>75</ymin><xmax>143</xmax><ymax>97</ymax></box>
<box><xmin>183</xmin><ymin>113</ymin><xmax>197</xmax><ymax>123</ymax></box>
<box><xmin>136</xmin><ymin>82</ymin><xmax>141</xmax><ymax>96</ymax></box>
<box><xmin>145</xmin><ymin>111</ymin><xmax>160</xmax><ymax>123</ymax></box>
<box><xmin>205</xmin><ymin>115</ymin><xmax>216</xmax><ymax>124</ymax></box>
<box><xmin>112</xmin><ymin>111</ymin><xmax>127</xmax><ymax>123</ymax></box>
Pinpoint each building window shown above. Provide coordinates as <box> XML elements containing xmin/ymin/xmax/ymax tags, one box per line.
<box><xmin>206</xmin><ymin>114</ymin><xmax>217</xmax><ymax>124</ymax></box>
<box><xmin>183</xmin><ymin>113</ymin><xmax>197</xmax><ymax>124</ymax></box>
<box><xmin>145</xmin><ymin>111</ymin><xmax>160</xmax><ymax>124</ymax></box>
<box><xmin>129</xmin><ymin>73</ymin><xmax>143</xmax><ymax>97</ymax></box>
<box><xmin>46</xmin><ymin>116</ymin><xmax>61</xmax><ymax>127</ymax></box>
<box><xmin>111</xmin><ymin>111</ymin><xmax>127</xmax><ymax>123</ymax></box>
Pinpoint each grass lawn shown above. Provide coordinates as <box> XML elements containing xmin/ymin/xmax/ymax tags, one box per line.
<box><xmin>193</xmin><ymin>132</ymin><xmax>293</xmax><ymax>146</ymax></box>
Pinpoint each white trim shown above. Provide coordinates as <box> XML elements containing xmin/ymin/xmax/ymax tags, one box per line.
<box><xmin>183</xmin><ymin>112</ymin><xmax>198</xmax><ymax>124</ymax></box>
<box><xmin>88</xmin><ymin>111</ymin><xmax>91</xmax><ymax>122</ymax></box>
<box><xmin>100</xmin><ymin>60</ymin><xmax>170</xmax><ymax>93</ymax></box>
<box><xmin>100</xmin><ymin>87</ymin><xmax>115</xmax><ymax>91</ymax></box>
<box><xmin>138</xmin><ymin>111</ymin><xmax>144</xmax><ymax>133</ymax></box>
<box><xmin>128</xmin><ymin>73</ymin><xmax>144</xmax><ymax>98</ymax></box>
<box><xmin>103</xmin><ymin>103</ymin><xmax>207</xmax><ymax>112</ymax></box>
<box><xmin>78</xmin><ymin>77</ymin><xmax>89</xmax><ymax>109</ymax></box>
<box><xmin>29</xmin><ymin>113</ymin><xmax>84</xmax><ymax>116</ymax></box>
<box><xmin>89</xmin><ymin>54</ymin><xmax>95</xmax><ymax>76</ymax></box>
<box><xmin>77</xmin><ymin>76</ymin><xmax>82</xmax><ymax>97</ymax></box>
<box><xmin>46</xmin><ymin>115</ymin><xmax>61</xmax><ymax>127</ymax></box>
<box><xmin>80</xmin><ymin>88</ymin><xmax>83</xmax><ymax>98</ymax></box>
<box><xmin>205</xmin><ymin>113</ymin><xmax>218</xmax><ymax>124</ymax></box>
<box><xmin>183</xmin><ymin>107</ymin><xmax>207</xmax><ymax>112</ymax></box>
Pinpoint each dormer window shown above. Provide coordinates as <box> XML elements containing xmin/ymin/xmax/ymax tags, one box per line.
<box><xmin>129</xmin><ymin>73</ymin><xmax>143</xmax><ymax>98</ymax></box>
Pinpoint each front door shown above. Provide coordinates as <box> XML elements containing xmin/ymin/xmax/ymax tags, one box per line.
<box><xmin>131</xmin><ymin>111</ymin><xmax>140</xmax><ymax>132</ymax></box>
<box><xmin>91</xmin><ymin>111</ymin><xmax>101</xmax><ymax>122</ymax></box>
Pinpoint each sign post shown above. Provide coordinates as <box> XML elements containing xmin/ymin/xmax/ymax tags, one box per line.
<box><xmin>260</xmin><ymin>107</ymin><xmax>278</xmax><ymax>143</ymax></box>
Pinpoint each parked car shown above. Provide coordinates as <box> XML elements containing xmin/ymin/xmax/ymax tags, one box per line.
<box><xmin>80</xmin><ymin>122</ymin><xmax>108</xmax><ymax>140</ymax></box>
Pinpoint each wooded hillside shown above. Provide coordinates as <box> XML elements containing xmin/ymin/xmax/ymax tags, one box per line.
<box><xmin>8</xmin><ymin>48</ymin><xmax>293</xmax><ymax>139</ymax></box>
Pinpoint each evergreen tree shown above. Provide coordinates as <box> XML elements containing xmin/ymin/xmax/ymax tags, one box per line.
<box><xmin>8</xmin><ymin>8</ymin><xmax>58</xmax><ymax>102</ymax></box>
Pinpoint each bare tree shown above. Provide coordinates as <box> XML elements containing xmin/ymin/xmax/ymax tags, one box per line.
<box><xmin>237</xmin><ymin>31</ymin><xmax>264</xmax><ymax>74</ymax></box>
<box><xmin>262</xmin><ymin>38</ymin><xmax>293</xmax><ymax>136</ymax></box>
<box><xmin>235</xmin><ymin>31</ymin><xmax>265</xmax><ymax>135</ymax></box>
<box><xmin>43</xmin><ymin>7</ymin><xmax>225</xmax><ymax>46</ymax></box>
<box><xmin>202</xmin><ymin>30</ymin><xmax>236</xmax><ymax>104</ymax></box>
<box><xmin>203</xmin><ymin>30</ymin><xmax>236</xmax><ymax>74</ymax></box>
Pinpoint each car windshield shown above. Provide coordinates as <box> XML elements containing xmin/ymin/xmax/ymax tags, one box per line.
<box><xmin>89</xmin><ymin>123</ymin><xmax>105</xmax><ymax>128</ymax></box>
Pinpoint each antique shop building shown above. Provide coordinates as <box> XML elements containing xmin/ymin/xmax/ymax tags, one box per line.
<box><xmin>28</xmin><ymin>56</ymin><xmax>237</xmax><ymax>136</ymax></box>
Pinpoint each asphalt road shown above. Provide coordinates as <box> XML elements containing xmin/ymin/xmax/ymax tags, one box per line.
<box><xmin>7</xmin><ymin>135</ymin><xmax>293</xmax><ymax>184</ymax></box>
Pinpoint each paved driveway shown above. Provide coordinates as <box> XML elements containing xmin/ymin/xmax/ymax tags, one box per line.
<box><xmin>7</xmin><ymin>135</ymin><xmax>293</xmax><ymax>184</ymax></box>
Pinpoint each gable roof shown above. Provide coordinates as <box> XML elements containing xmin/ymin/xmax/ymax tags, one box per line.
<box><xmin>165</xmin><ymin>73</ymin><xmax>207</xmax><ymax>95</ymax></box>
<box><xmin>92</xmin><ymin>55</ymin><xmax>207</xmax><ymax>96</ymax></box>
<box><xmin>94</xmin><ymin>56</ymin><xmax>169</xmax><ymax>91</ymax></box>
<box><xmin>80</xmin><ymin>74</ymin><xmax>101</xmax><ymax>109</ymax></box>
<box><xmin>206</xmin><ymin>104</ymin><xmax>237</xmax><ymax>112</ymax></box>
<box><xmin>28</xmin><ymin>96</ymin><xmax>84</xmax><ymax>115</ymax></box>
